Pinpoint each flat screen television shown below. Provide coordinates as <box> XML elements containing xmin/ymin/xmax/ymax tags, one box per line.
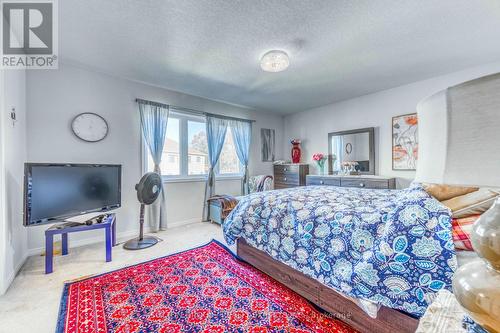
<box><xmin>23</xmin><ymin>163</ymin><xmax>121</xmax><ymax>226</ymax></box>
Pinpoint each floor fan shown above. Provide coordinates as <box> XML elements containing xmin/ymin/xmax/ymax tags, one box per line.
<box><xmin>124</xmin><ymin>172</ymin><xmax>162</xmax><ymax>250</ymax></box>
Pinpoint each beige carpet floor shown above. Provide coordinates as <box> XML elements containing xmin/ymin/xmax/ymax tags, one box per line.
<box><xmin>0</xmin><ymin>222</ymin><xmax>226</xmax><ymax>333</ymax></box>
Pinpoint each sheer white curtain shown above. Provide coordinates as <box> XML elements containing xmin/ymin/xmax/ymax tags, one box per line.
<box><xmin>229</xmin><ymin>120</ymin><xmax>252</xmax><ymax>195</ymax></box>
<box><xmin>138</xmin><ymin>100</ymin><xmax>169</xmax><ymax>230</ymax></box>
<box><xmin>202</xmin><ymin>116</ymin><xmax>228</xmax><ymax>221</ymax></box>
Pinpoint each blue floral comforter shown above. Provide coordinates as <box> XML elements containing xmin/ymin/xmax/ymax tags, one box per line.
<box><xmin>223</xmin><ymin>184</ymin><xmax>457</xmax><ymax>317</ymax></box>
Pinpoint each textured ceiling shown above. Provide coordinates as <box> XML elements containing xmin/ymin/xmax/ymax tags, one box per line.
<box><xmin>60</xmin><ymin>0</ymin><xmax>500</xmax><ymax>113</ymax></box>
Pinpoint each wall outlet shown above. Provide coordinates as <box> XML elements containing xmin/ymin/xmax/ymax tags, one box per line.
<box><xmin>10</xmin><ymin>107</ymin><xmax>16</xmax><ymax>126</ymax></box>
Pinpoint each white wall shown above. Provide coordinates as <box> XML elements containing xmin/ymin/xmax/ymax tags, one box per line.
<box><xmin>25</xmin><ymin>63</ymin><xmax>284</xmax><ymax>253</ymax></box>
<box><xmin>0</xmin><ymin>68</ymin><xmax>28</xmax><ymax>294</ymax></box>
<box><xmin>284</xmin><ymin>61</ymin><xmax>500</xmax><ymax>188</ymax></box>
<box><xmin>23</xmin><ymin>59</ymin><xmax>500</xmax><ymax>254</ymax></box>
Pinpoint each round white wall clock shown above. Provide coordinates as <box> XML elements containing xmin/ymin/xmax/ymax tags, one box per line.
<box><xmin>71</xmin><ymin>112</ymin><xmax>109</xmax><ymax>142</ymax></box>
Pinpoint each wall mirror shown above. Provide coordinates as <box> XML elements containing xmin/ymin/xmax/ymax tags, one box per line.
<box><xmin>328</xmin><ymin>127</ymin><xmax>375</xmax><ymax>175</ymax></box>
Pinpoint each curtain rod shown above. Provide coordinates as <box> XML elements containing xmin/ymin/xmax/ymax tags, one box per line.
<box><xmin>135</xmin><ymin>98</ymin><xmax>255</xmax><ymax>123</ymax></box>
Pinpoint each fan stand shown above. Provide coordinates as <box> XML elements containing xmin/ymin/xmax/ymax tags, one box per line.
<box><xmin>123</xmin><ymin>203</ymin><xmax>159</xmax><ymax>250</ymax></box>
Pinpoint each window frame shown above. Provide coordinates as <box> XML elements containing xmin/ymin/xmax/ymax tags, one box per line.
<box><xmin>141</xmin><ymin>110</ymin><xmax>243</xmax><ymax>183</ymax></box>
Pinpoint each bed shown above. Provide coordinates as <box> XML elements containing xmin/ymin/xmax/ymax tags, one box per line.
<box><xmin>223</xmin><ymin>184</ymin><xmax>457</xmax><ymax>333</ymax></box>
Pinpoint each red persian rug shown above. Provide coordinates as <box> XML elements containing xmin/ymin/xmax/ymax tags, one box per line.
<box><xmin>56</xmin><ymin>240</ymin><xmax>355</xmax><ymax>333</ymax></box>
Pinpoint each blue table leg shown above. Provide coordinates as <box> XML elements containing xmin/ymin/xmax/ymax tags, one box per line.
<box><xmin>45</xmin><ymin>234</ymin><xmax>53</xmax><ymax>274</ymax></box>
<box><xmin>61</xmin><ymin>233</ymin><xmax>68</xmax><ymax>255</ymax></box>
<box><xmin>112</xmin><ymin>218</ymin><xmax>116</xmax><ymax>246</ymax></box>
<box><xmin>105</xmin><ymin>225</ymin><xmax>112</xmax><ymax>262</ymax></box>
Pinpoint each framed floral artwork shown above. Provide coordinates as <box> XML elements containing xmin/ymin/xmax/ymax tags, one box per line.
<box><xmin>392</xmin><ymin>113</ymin><xmax>418</xmax><ymax>170</ymax></box>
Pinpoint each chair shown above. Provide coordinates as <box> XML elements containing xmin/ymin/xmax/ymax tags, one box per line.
<box><xmin>248</xmin><ymin>175</ymin><xmax>274</xmax><ymax>193</ymax></box>
<box><xmin>208</xmin><ymin>175</ymin><xmax>273</xmax><ymax>224</ymax></box>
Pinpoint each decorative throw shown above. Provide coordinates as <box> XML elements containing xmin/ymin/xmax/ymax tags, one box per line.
<box><xmin>451</xmin><ymin>215</ymin><xmax>480</xmax><ymax>251</ymax></box>
<box><xmin>207</xmin><ymin>195</ymin><xmax>239</xmax><ymax>220</ymax></box>
<box><xmin>249</xmin><ymin>175</ymin><xmax>274</xmax><ymax>193</ymax></box>
<box><xmin>56</xmin><ymin>240</ymin><xmax>354</xmax><ymax>333</ymax></box>
<box><xmin>415</xmin><ymin>290</ymin><xmax>468</xmax><ymax>333</ymax></box>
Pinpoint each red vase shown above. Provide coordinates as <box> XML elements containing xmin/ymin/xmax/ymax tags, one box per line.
<box><xmin>291</xmin><ymin>141</ymin><xmax>301</xmax><ymax>163</ymax></box>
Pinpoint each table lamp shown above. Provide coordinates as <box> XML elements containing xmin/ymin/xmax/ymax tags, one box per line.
<box><xmin>416</xmin><ymin>73</ymin><xmax>500</xmax><ymax>333</ymax></box>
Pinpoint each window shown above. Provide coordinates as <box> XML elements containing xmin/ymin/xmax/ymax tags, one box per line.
<box><xmin>147</xmin><ymin>118</ymin><xmax>180</xmax><ymax>175</ymax></box>
<box><xmin>144</xmin><ymin>111</ymin><xmax>242</xmax><ymax>179</ymax></box>
<box><xmin>161</xmin><ymin>118</ymin><xmax>180</xmax><ymax>175</ymax></box>
<box><xmin>188</xmin><ymin>120</ymin><xmax>209</xmax><ymax>175</ymax></box>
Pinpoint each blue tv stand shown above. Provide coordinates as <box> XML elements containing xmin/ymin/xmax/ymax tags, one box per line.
<box><xmin>44</xmin><ymin>213</ymin><xmax>116</xmax><ymax>274</ymax></box>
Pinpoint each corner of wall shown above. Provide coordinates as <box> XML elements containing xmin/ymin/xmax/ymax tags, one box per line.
<box><xmin>0</xmin><ymin>68</ymin><xmax>29</xmax><ymax>295</ymax></box>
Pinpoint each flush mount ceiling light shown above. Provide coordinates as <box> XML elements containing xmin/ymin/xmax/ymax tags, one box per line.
<box><xmin>260</xmin><ymin>50</ymin><xmax>290</xmax><ymax>72</ymax></box>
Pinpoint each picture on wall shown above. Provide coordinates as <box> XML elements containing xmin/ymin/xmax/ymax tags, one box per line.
<box><xmin>392</xmin><ymin>113</ymin><xmax>418</xmax><ymax>170</ymax></box>
<box><xmin>261</xmin><ymin>128</ymin><xmax>275</xmax><ymax>162</ymax></box>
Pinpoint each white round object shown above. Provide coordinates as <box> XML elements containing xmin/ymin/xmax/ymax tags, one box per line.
<box><xmin>71</xmin><ymin>113</ymin><xmax>109</xmax><ymax>142</ymax></box>
<box><xmin>260</xmin><ymin>50</ymin><xmax>290</xmax><ymax>72</ymax></box>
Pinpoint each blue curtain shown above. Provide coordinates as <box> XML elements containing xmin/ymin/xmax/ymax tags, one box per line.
<box><xmin>203</xmin><ymin>116</ymin><xmax>228</xmax><ymax>221</ymax></box>
<box><xmin>230</xmin><ymin>120</ymin><xmax>252</xmax><ymax>195</ymax></box>
<box><xmin>138</xmin><ymin>100</ymin><xmax>169</xmax><ymax>231</ymax></box>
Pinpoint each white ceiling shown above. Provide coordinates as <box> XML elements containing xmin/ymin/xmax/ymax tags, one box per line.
<box><xmin>60</xmin><ymin>0</ymin><xmax>500</xmax><ymax>114</ymax></box>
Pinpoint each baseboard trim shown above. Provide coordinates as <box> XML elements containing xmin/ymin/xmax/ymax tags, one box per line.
<box><xmin>1</xmin><ymin>251</ymin><xmax>28</xmax><ymax>295</ymax></box>
<box><xmin>26</xmin><ymin>227</ymin><xmax>151</xmax><ymax>257</ymax></box>
<box><xmin>167</xmin><ymin>218</ymin><xmax>201</xmax><ymax>229</ymax></box>
<box><xmin>26</xmin><ymin>218</ymin><xmax>204</xmax><ymax>257</ymax></box>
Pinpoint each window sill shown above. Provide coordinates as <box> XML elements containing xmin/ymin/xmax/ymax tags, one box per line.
<box><xmin>162</xmin><ymin>175</ymin><xmax>242</xmax><ymax>184</ymax></box>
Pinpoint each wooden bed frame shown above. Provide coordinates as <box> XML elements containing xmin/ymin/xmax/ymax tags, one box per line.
<box><xmin>237</xmin><ymin>239</ymin><xmax>419</xmax><ymax>333</ymax></box>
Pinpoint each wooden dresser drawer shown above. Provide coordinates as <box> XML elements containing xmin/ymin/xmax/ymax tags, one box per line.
<box><xmin>274</xmin><ymin>173</ymin><xmax>299</xmax><ymax>185</ymax></box>
<box><xmin>340</xmin><ymin>178</ymin><xmax>392</xmax><ymax>189</ymax></box>
<box><xmin>274</xmin><ymin>183</ymin><xmax>292</xmax><ymax>190</ymax></box>
<box><xmin>273</xmin><ymin>164</ymin><xmax>309</xmax><ymax>189</ymax></box>
<box><xmin>274</xmin><ymin>164</ymin><xmax>299</xmax><ymax>175</ymax></box>
<box><xmin>306</xmin><ymin>176</ymin><xmax>341</xmax><ymax>186</ymax></box>
<box><xmin>306</xmin><ymin>175</ymin><xmax>396</xmax><ymax>189</ymax></box>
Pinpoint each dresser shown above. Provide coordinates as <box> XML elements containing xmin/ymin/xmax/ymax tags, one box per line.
<box><xmin>273</xmin><ymin>164</ymin><xmax>309</xmax><ymax>189</ymax></box>
<box><xmin>306</xmin><ymin>175</ymin><xmax>396</xmax><ymax>189</ymax></box>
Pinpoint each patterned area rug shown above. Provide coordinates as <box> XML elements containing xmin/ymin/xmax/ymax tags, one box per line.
<box><xmin>56</xmin><ymin>240</ymin><xmax>355</xmax><ymax>333</ymax></box>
